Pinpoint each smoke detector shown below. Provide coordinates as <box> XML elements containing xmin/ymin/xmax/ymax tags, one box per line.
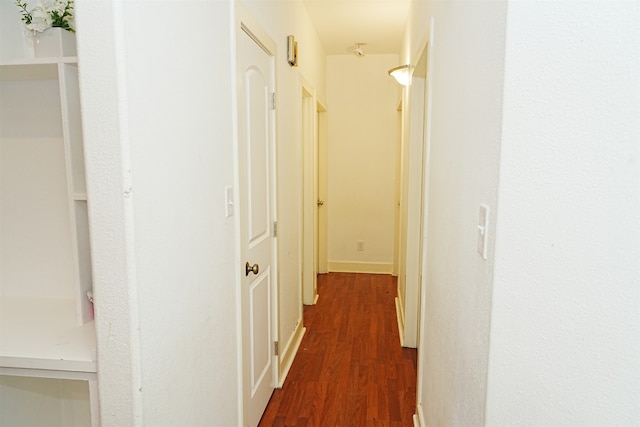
<box><xmin>353</xmin><ymin>43</ymin><xmax>366</xmax><ymax>57</ymax></box>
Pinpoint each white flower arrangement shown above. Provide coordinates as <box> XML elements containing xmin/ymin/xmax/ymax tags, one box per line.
<box><xmin>15</xmin><ymin>0</ymin><xmax>75</xmax><ymax>33</ymax></box>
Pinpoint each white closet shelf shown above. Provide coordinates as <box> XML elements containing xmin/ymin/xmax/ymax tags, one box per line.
<box><xmin>0</xmin><ymin>296</ymin><xmax>96</xmax><ymax>373</ymax></box>
<box><xmin>0</xmin><ymin>57</ymin><xmax>78</xmax><ymax>66</ymax></box>
<box><xmin>0</xmin><ymin>57</ymin><xmax>77</xmax><ymax>81</ymax></box>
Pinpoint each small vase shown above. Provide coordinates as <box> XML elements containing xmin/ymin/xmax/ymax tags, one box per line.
<box><xmin>34</xmin><ymin>27</ymin><xmax>77</xmax><ymax>58</ymax></box>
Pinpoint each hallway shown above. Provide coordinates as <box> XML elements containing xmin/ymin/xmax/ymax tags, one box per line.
<box><xmin>258</xmin><ymin>273</ymin><xmax>417</xmax><ymax>426</ymax></box>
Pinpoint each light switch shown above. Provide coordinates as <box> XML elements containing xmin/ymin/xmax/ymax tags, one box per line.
<box><xmin>225</xmin><ymin>186</ymin><xmax>234</xmax><ymax>217</ymax></box>
<box><xmin>477</xmin><ymin>204</ymin><xmax>489</xmax><ymax>259</ymax></box>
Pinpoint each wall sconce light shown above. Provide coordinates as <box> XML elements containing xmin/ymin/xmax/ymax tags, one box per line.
<box><xmin>388</xmin><ymin>64</ymin><xmax>411</xmax><ymax>86</ymax></box>
<box><xmin>287</xmin><ymin>35</ymin><xmax>298</xmax><ymax>67</ymax></box>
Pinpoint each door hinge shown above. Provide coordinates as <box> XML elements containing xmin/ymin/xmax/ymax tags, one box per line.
<box><xmin>274</xmin><ymin>341</ymin><xmax>279</xmax><ymax>356</ymax></box>
<box><xmin>273</xmin><ymin>221</ymin><xmax>278</xmax><ymax>237</ymax></box>
<box><xmin>272</xmin><ymin>92</ymin><xmax>276</xmax><ymax>110</ymax></box>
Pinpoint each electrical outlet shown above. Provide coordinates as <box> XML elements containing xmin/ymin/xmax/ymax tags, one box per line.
<box><xmin>357</xmin><ymin>241</ymin><xmax>365</xmax><ymax>251</ymax></box>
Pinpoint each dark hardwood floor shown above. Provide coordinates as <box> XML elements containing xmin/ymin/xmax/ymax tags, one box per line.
<box><xmin>258</xmin><ymin>272</ymin><xmax>417</xmax><ymax>427</ymax></box>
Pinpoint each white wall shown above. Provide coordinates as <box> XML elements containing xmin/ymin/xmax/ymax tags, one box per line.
<box><xmin>404</xmin><ymin>0</ymin><xmax>506</xmax><ymax>424</ymax></box>
<box><xmin>79</xmin><ymin>0</ymin><xmax>327</xmax><ymax>424</ymax></box>
<box><xmin>240</xmin><ymin>0</ymin><xmax>327</xmax><ymax>369</ymax></box>
<box><xmin>406</xmin><ymin>0</ymin><xmax>640</xmax><ymax>426</ymax></box>
<box><xmin>1</xmin><ymin>136</ymin><xmax>75</xmax><ymax>298</ymax></box>
<box><xmin>0</xmin><ymin>0</ymin><xmax>31</xmax><ymax>60</ymax></box>
<box><xmin>0</xmin><ymin>377</ymin><xmax>91</xmax><ymax>426</ymax></box>
<box><xmin>487</xmin><ymin>2</ymin><xmax>640</xmax><ymax>424</ymax></box>
<box><xmin>0</xmin><ymin>10</ymin><xmax>75</xmax><ymax>297</ymax></box>
<box><xmin>77</xmin><ymin>0</ymin><xmax>240</xmax><ymax>425</ymax></box>
<box><xmin>326</xmin><ymin>54</ymin><xmax>400</xmax><ymax>273</ymax></box>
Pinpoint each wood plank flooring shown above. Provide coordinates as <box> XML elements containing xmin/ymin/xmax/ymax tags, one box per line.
<box><xmin>258</xmin><ymin>273</ymin><xmax>417</xmax><ymax>427</ymax></box>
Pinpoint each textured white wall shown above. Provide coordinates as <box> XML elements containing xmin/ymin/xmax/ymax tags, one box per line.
<box><xmin>80</xmin><ymin>1</ymin><xmax>327</xmax><ymax>423</ymax></box>
<box><xmin>76</xmin><ymin>1</ymin><xmax>143</xmax><ymax>423</ymax></box>
<box><xmin>124</xmin><ymin>2</ymin><xmax>240</xmax><ymax>425</ymax></box>
<box><xmin>77</xmin><ymin>1</ymin><xmax>240</xmax><ymax>425</ymax></box>
<box><xmin>407</xmin><ymin>0</ymin><xmax>640</xmax><ymax>425</ymax></box>
<box><xmin>405</xmin><ymin>0</ymin><xmax>506</xmax><ymax>424</ymax></box>
<box><xmin>326</xmin><ymin>54</ymin><xmax>399</xmax><ymax>272</ymax></box>
<box><xmin>487</xmin><ymin>2</ymin><xmax>640</xmax><ymax>425</ymax></box>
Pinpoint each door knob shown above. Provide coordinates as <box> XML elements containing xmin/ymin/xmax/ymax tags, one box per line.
<box><xmin>245</xmin><ymin>262</ymin><xmax>259</xmax><ymax>276</ymax></box>
<box><xmin>317</xmin><ymin>200</ymin><xmax>324</xmax><ymax>206</ymax></box>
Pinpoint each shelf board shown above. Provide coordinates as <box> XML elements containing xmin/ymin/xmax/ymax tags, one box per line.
<box><xmin>0</xmin><ymin>296</ymin><xmax>96</xmax><ymax>373</ymax></box>
<box><xmin>0</xmin><ymin>57</ymin><xmax>78</xmax><ymax>82</ymax></box>
<box><xmin>73</xmin><ymin>193</ymin><xmax>88</xmax><ymax>201</ymax></box>
<box><xmin>0</xmin><ymin>57</ymin><xmax>78</xmax><ymax>66</ymax></box>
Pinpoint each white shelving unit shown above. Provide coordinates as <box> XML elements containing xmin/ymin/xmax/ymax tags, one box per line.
<box><xmin>0</xmin><ymin>54</ymin><xmax>98</xmax><ymax>425</ymax></box>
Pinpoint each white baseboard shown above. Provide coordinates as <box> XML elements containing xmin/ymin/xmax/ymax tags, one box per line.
<box><xmin>414</xmin><ymin>404</ymin><xmax>425</xmax><ymax>427</ymax></box>
<box><xmin>277</xmin><ymin>322</ymin><xmax>305</xmax><ymax>388</ymax></box>
<box><xmin>327</xmin><ymin>261</ymin><xmax>393</xmax><ymax>274</ymax></box>
<box><xmin>395</xmin><ymin>297</ymin><xmax>405</xmax><ymax>347</ymax></box>
<box><xmin>304</xmin><ymin>292</ymin><xmax>320</xmax><ymax>306</ymax></box>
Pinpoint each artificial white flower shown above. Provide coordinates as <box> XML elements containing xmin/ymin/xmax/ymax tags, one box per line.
<box><xmin>16</xmin><ymin>0</ymin><xmax>74</xmax><ymax>33</ymax></box>
<box><xmin>27</xmin><ymin>6</ymin><xmax>53</xmax><ymax>33</ymax></box>
<box><xmin>51</xmin><ymin>0</ymin><xmax>67</xmax><ymax>15</ymax></box>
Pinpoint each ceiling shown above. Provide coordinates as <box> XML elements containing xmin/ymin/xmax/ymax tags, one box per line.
<box><xmin>302</xmin><ymin>0</ymin><xmax>411</xmax><ymax>56</ymax></box>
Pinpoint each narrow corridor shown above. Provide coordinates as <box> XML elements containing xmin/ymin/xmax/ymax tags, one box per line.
<box><xmin>258</xmin><ymin>273</ymin><xmax>417</xmax><ymax>426</ymax></box>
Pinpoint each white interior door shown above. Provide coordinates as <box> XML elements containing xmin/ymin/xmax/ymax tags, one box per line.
<box><xmin>238</xmin><ymin>24</ymin><xmax>277</xmax><ymax>427</ymax></box>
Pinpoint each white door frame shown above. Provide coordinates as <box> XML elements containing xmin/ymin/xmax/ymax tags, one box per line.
<box><xmin>234</xmin><ymin>6</ymin><xmax>279</xmax><ymax>425</ymax></box>
<box><xmin>316</xmin><ymin>100</ymin><xmax>328</xmax><ymax>275</ymax></box>
<box><xmin>414</xmin><ymin>18</ymin><xmax>435</xmax><ymax>426</ymax></box>
<box><xmin>301</xmin><ymin>78</ymin><xmax>319</xmax><ymax>305</ymax></box>
<box><xmin>392</xmin><ymin>99</ymin><xmax>403</xmax><ymax>277</ymax></box>
<box><xmin>398</xmin><ymin>23</ymin><xmax>434</xmax><ymax>350</ymax></box>
<box><xmin>402</xmin><ymin>74</ymin><xmax>427</xmax><ymax>348</ymax></box>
